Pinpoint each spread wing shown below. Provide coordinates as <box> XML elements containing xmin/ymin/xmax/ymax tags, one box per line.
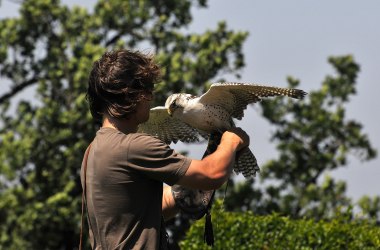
<box><xmin>198</xmin><ymin>82</ymin><xmax>307</xmax><ymax>120</ymax></box>
<box><xmin>138</xmin><ymin>106</ymin><xmax>208</xmax><ymax>144</ymax></box>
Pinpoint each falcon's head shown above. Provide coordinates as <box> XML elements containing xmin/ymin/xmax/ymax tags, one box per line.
<box><xmin>165</xmin><ymin>93</ymin><xmax>192</xmax><ymax>116</ymax></box>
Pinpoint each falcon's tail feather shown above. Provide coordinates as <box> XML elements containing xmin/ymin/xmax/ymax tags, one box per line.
<box><xmin>234</xmin><ymin>147</ymin><xmax>260</xmax><ymax>178</ymax></box>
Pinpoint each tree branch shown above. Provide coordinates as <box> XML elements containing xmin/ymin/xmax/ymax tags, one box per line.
<box><xmin>0</xmin><ymin>77</ymin><xmax>38</xmax><ymax>104</ymax></box>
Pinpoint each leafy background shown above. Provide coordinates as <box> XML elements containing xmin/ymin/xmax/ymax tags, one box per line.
<box><xmin>2</xmin><ymin>0</ymin><xmax>378</xmax><ymax>200</ymax></box>
<box><xmin>0</xmin><ymin>0</ymin><xmax>379</xmax><ymax>249</ymax></box>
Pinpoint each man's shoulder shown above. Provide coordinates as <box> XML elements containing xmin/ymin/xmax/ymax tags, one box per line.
<box><xmin>95</xmin><ymin>128</ymin><xmax>169</xmax><ymax>154</ymax></box>
<box><xmin>96</xmin><ymin>128</ymin><xmax>160</xmax><ymax>143</ymax></box>
<box><xmin>128</xmin><ymin>133</ymin><xmax>169</xmax><ymax>152</ymax></box>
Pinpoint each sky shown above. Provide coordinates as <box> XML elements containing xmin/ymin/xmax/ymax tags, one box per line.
<box><xmin>184</xmin><ymin>0</ymin><xmax>380</xmax><ymax>202</ymax></box>
<box><xmin>0</xmin><ymin>0</ymin><xmax>379</xmax><ymax>202</ymax></box>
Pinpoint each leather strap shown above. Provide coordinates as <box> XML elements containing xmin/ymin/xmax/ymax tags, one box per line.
<box><xmin>79</xmin><ymin>144</ymin><xmax>92</xmax><ymax>250</ymax></box>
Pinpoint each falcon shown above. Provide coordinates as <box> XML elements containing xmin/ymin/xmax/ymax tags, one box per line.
<box><xmin>138</xmin><ymin>82</ymin><xmax>307</xmax><ymax>178</ymax></box>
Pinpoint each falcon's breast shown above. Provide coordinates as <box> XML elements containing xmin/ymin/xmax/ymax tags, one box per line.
<box><xmin>180</xmin><ymin>99</ymin><xmax>233</xmax><ymax>133</ymax></box>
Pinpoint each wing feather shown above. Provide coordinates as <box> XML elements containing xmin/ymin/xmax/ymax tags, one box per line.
<box><xmin>198</xmin><ymin>82</ymin><xmax>307</xmax><ymax>119</ymax></box>
<box><xmin>138</xmin><ymin>106</ymin><xmax>207</xmax><ymax>144</ymax></box>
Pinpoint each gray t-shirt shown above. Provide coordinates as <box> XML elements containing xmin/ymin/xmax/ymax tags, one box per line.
<box><xmin>81</xmin><ymin>127</ymin><xmax>191</xmax><ymax>249</ymax></box>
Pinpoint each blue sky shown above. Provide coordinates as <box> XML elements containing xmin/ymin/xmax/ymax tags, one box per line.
<box><xmin>185</xmin><ymin>0</ymin><xmax>380</xmax><ymax>202</ymax></box>
<box><xmin>1</xmin><ymin>0</ymin><xmax>379</xmax><ymax>201</ymax></box>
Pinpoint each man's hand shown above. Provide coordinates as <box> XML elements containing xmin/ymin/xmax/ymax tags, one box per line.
<box><xmin>177</xmin><ymin>127</ymin><xmax>251</xmax><ymax>190</ymax></box>
<box><xmin>221</xmin><ymin>127</ymin><xmax>250</xmax><ymax>152</ymax></box>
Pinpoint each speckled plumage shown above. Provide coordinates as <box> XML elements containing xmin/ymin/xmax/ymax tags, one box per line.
<box><xmin>138</xmin><ymin>82</ymin><xmax>307</xmax><ymax>178</ymax></box>
<box><xmin>138</xmin><ymin>106</ymin><xmax>208</xmax><ymax>144</ymax></box>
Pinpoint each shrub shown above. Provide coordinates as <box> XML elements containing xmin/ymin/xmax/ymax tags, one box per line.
<box><xmin>180</xmin><ymin>201</ymin><xmax>380</xmax><ymax>250</ymax></box>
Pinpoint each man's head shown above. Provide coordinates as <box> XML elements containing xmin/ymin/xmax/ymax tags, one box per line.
<box><xmin>87</xmin><ymin>49</ymin><xmax>161</xmax><ymax>122</ymax></box>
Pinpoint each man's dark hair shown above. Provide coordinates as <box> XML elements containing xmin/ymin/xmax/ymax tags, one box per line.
<box><xmin>87</xmin><ymin>49</ymin><xmax>161</xmax><ymax>121</ymax></box>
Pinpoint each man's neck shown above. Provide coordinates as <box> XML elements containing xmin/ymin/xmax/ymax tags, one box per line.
<box><xmin>102</xmin><ymin>115</ymin><xmax>138</xmax><ymax>134</ymax></box>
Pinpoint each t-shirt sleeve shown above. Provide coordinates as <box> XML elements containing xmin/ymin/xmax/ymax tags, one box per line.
<box><xmin>126</xmin><ymin>133</ymin><xmax>191</xmax><ymax>185</ymax></box>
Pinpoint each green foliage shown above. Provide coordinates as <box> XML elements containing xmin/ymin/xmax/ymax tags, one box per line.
<box><xmin>0</xmin><ymin>0</ymin><xmax>378</xmax><ymax>249</ymax></box>
<box><xmin>357</xmin><ymin>195</ymin><xmax>380</xmax><ymax>223</ymax></box>
<box><xmin>223</xmin><ymin>55</ymin><xmax>378</xmax><ymax>222</ymax></box>
<box><xmin>181</xmin><ymin>200</ymin><xmax>380</xmax><ymax>250</ymax></box>
<box><xmin>0</xmin><ymin>0</ymin><xmax>247</xmax><ymax>248</ymax></box>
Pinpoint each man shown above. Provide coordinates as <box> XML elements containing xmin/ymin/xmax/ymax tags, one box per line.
<box><xmin>81</xmin><ymin>49</ymin><xmax>250</xmax><ymax>249</ymax></box>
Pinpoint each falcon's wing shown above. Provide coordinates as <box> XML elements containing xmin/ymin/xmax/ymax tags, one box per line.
<box><xmin>138</xmin><ymin>106</ymin><xmax>207</xmax><ymax>144</ymax></box>
<box><xmin>198</xmin><ymin>82</ymin><xmax>307</xmax><ymax>120</ymax></box>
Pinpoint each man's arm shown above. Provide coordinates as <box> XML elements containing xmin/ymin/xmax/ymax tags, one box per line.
<box><xmin>162</xmin><ymin>185</ymin><xmax>179</xmax><ymax>220</ymax></box>
<box><xmin>177</xmin><ymin>127</ymin><xmax>249</xmax><ymax>190</ymax></box>
<box><xmin>162</xmin><ymin>127</ymin><xmax>249</xmax><ymax>220</ymax></box>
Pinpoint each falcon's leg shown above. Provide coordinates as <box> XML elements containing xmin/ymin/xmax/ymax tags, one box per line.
<box><xmin>202</xmin><ymin>132</ymin><xmax>223</xmax><ymax>158</ymax></box>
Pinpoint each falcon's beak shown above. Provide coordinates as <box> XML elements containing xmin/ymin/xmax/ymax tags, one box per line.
<box><xmin>167</xmin><ymin>107</ymin><xmax>173</xmax><ymax>116</ymax></box>
<box><xmin>167</xmin><ymin>100</ymin><xmax>177</xmax><ymax>116</ymax></box>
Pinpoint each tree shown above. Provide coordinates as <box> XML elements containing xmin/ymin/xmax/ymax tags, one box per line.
<box><xmin>223</xmin><ymin>55</ymin><xmax>379</xmax><ymax>222</ymax></box>
<box><xmin>0</xmin><ymin>0</ymin><xmax>247</xmax><ymax>248</ymax></box>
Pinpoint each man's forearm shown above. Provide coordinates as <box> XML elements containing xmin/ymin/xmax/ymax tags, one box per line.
<box><xmin>162</xmin><ymin>185</ymin><xmax>179</xmax><ymax>221</ymax></box>
<box><xmin>202</xmin><ymin>139</ymin><xmax>239</xmax><ymax>182</ymax></box>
